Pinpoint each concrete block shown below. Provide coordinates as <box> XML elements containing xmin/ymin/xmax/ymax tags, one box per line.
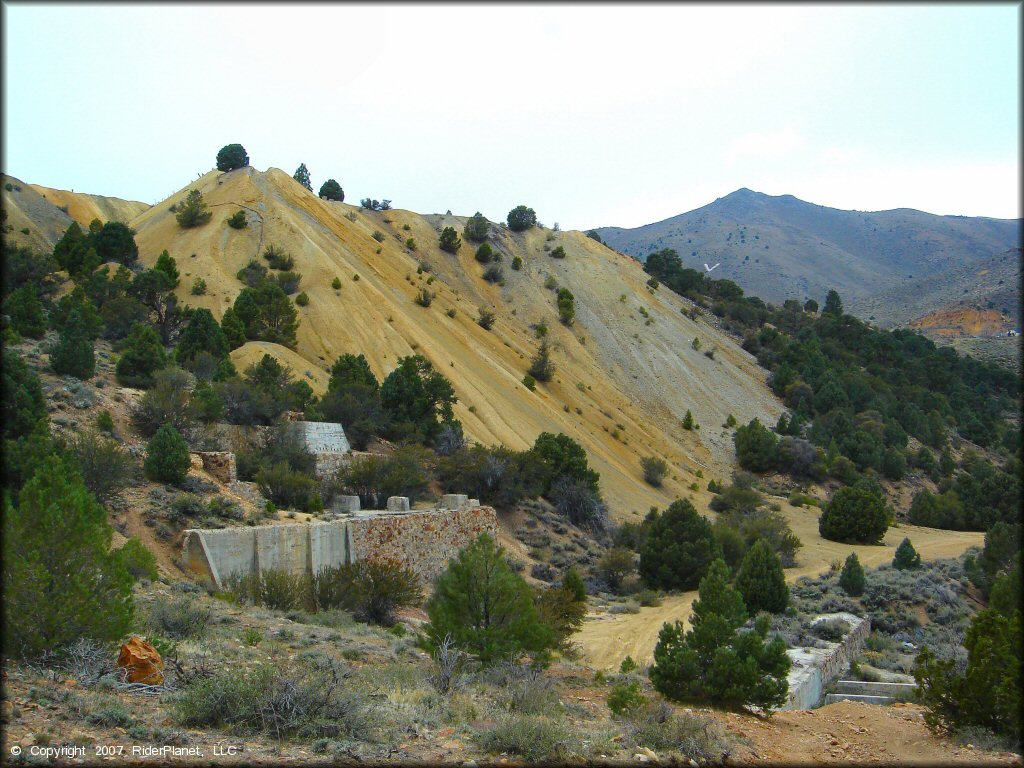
<box><xmin>468</xmin><ymin>498</ymin><xmax>480</xmax><ymax>507</ymax></box>
<box><xmin>331</xmin><ymin>495</ymin><xmax>361</xmax><ymax>513</ymax></box>
<box><xmin>298</xmin><ymin>421</ymin><xmax>350</xmax><ymax>454</ymax></box>
<box><xmin>387</xmin><ymin>496</ymin><xmax>410</xmax><ymax>512</ymax></box>
<box><xmin>440</xmin><ymin>494</ymin><xmax>469</xmax><ymax>510</ymax></box>
<box><xmin>834</xmin><ymin>680</ymin><xmax>917</xmax><ymax>701</ymax></box>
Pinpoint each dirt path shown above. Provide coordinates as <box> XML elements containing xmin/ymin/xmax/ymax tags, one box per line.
<box><xmin>714</xmin><ymin>699</ymin><xmax>1020</xmax><ymax>765</ymax></box>
<box><xmin>577</xmin><ymin>507</ymin><xmax>986</xmax><ymax>669</ymax></box>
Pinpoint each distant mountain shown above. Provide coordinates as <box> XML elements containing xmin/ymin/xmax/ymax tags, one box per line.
<box><xmin>850</xmin><ymin>248</ymin><xmax>1021</xmax><ymax>332</ymax></box>
<box><xmin>593</xmin><ymin>188</ymin><xmax>1021</xmax><ymax>308</ymax></box>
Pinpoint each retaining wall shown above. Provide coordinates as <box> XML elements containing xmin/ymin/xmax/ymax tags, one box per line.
<box><xmin>778</xmin><ymin>612</ymin><xmax>871</xmax><ymax>711</ymax></box>
<box><xmin>181</xmin><ymin>506</ymin><xmax>497</xmax><ymax>589</ymax></box>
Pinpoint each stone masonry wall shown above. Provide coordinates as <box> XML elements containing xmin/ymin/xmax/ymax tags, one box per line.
<box><xmin>779</xmin><ymin>612</ymin><xmax>871</xmax><ymax>711</ymax></box>
<box><xmin>348</xmin><ymin>507</ymin><xmax>498</xmax><ymax>586</ymax></box>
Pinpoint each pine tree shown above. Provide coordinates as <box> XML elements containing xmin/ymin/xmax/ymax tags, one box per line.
<box><xmin>3</xmin><ymin>455</ymin><xmax>133</xmax><ymax>657</ymax></box>
<box><xmin>318</xmin><ymin>178</ymin><xmax>344</xmax><ymax>202</ymax></box>
<box><xmin>49</xmin><ymin>310</ymin><xmax>95</xmax><ymax>379</ymax></box>
<box><xmin>682</xmin><ymin>410</ymin><xmax>696</xmax><ymax>430</ymax></box>
<box><xmin>4</xmin><ymin>284</ymin><xmax>47</xmax><ymax>338</ymax></box>
<box><xmin>154</xmin><ymin>250</ymin><xmax>180</xmax><ymax>288</ymax></box>
<box><xmin>425</xmin><ymin>533</ymin><xmax>555</xmax><ymax>665</ymax></box>
<box><xmin>839</xmin><ymin>552</ymin><xmax>865</xmax><ymax>596</ymax></box>
<box><xmin>176</xmin><ymin>308</ymin><xmax>228</xmax><ymax>365</ymax></box>
<box><xmin>823</xmin><ymin>289</ymin><xmax>844</xmax><ymax>316</ymax></box>
<box><xmin>438</xmin><ymin>226</ymin><xmax>462</xmax><ymax>254</ymax></box>
<box><xmin>220</xmin><ymin>308</ymin><xmax>247</xmax><ymax>350</ymax></box>
<box><xmin>735</xmin><ymin>539</ymin><xmax>789</xmax><ymax>614</ymax></box>
<box><xmin>144</xmin><ymin>423</ymin><xmax>191</xmax><ymax>484</ymax></box>
<box><xmin>115</xmin><ymin>322</ymin><xmax>167</xmax><ymax>388</ymax></box>
<box><xmin>464</xmin><ymin>211</ymin><xmax>489</xmax><ymax>242</ymax></box>
<box><xmin>649</xmin><ymin>558</ymin><xmax>790</xmax><ymax>710</ymax></box>
<box><xmin>293</xmin><ymin>163</ymin><xmax>313</xmax><ymax>191</ymax></box>
<box><xmin>528</xmin><ymin>339</ymin><xmax>555</xmax><ymax>382</ymax></box>
<box><xmin>175</xmin><ymin>189</ymin><xmax>213</xmax><ymax>228</ymax></box>
<box><xmin>893</xmin><ymin>537</ymin><xmax>922</xmax><ymax>570</ymax></box>
<box><xmin>639</xmin><ymin>500</ymin><xmax>720</xmax><ymax>591</ymax></box>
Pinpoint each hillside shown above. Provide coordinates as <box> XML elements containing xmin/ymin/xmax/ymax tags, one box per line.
<box><xmin>29</xmin><ymin>182</ymin><xmax>149</xmax><ymax>228</ymax></box>
<box><xmin>1</xmin><ymin>173</ymin><xmax>75</xmax><ymax>252</ymax></box>
<box><xmin>594</xmin><ymin>188</ymin><xmax>1021</xmax><ymax>308</ymax></box>
<box><xmin>849</xmin><ymin>248</ymin><xmax>1021</xmax><ymax>331</ymax></box>
<box><xmin>126</xmin><ymin>166</ymin><xmax>785</xmax><ymax>519</ymax></box>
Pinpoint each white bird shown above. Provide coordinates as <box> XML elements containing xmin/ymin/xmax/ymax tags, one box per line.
<box><xmin>704</xmin><ymin>262</ymin><xmax>720</xmax><ymax>273</ymax></box>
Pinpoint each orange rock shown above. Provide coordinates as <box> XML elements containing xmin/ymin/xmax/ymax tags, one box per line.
<box><xmin>117</xmin><ymin>636</ymin><xmax>164</xmax><ymax>685</ymax></box>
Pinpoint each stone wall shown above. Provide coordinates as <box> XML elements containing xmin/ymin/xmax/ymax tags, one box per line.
<box><xmin>193</xmin><ymin>451</ymin><xmax>237</xmax><ymax>484</ymax></box>
<box><xmin>181</xmin><ymin>506</ymin><xmax>497</xmax><ymax>590</ymax></box>
<box><xmin>778</xmin><ymin>612</ymin><xmax>871</xmax><ymax>711</ymax></box>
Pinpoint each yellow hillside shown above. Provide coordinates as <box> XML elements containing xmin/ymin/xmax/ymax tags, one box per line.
<box><xmin>2</xmin><ymin>174</ymin><xmax>75</xmax><ymax>252</ymax></box>
<box><xmin>29</xmin><ymin>183</ymin><xmax>149</xmax><ymax>228</ymax></box>
<box><xmin>129</xmin><ymin>166</ymin><xmax>784</xmax><ymax>519</ymax></box>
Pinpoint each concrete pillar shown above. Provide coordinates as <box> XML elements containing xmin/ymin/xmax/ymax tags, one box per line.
<box><xmin>331</xmin><ymin>495</ymin><xmax>361</xmax><ymax>513</ymax></box>
<box><xmin>386</xmin><ymin>496</ymin><xmax>410</xmax><ymax>511</ymax></box>
<box><xmin>468</xmin><ymin>498</ymin><xmax>480</xmax><ymax>508</ymax></box>
<box><xmin>440</xmin><ymin>493</ymin><xmax>468</xmax><ymax>510</ymax></box>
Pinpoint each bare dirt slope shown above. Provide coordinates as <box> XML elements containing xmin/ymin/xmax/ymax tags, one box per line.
<box><xmin>29</xmin><ymin>183</ymin><xmax>150</xmax><ymax>228</ymax></box>
<box><xmin>127</xmin><ymin>166</ymin><xmax>783</xmax><ymax>519</ymax></box>
<box><xmin>1</xmin><ymin>173</ymin><xmax>75</xmax><ymax>252</ymax></box>
<box><xmin>577</xmin><ymin>506</ymin><xmax>985</xmax><ymax>670</ymax></box>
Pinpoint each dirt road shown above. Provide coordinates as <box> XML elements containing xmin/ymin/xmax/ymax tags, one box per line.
<box><xmin>577</xmin><ymin>507</ymin><xmax>985</xmax><ymax>670</ymax></box>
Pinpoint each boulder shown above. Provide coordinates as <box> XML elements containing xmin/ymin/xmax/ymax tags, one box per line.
<box><xmin>117</xmin><ymin>636</ymin><xmax>164</xmax><ymax>685</ymax></box>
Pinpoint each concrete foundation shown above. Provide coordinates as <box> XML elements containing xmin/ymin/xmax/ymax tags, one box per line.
<box><xmin>182</xmin><ymin>504</ymin><xmax>496</xmax><ymax>590</ymax></box>
<box><xmin>387</xmin><ymin>496</ymin><xmax>410</xmax><ymax>511</ymax></box>
<box><xmin>778</xmin><ymin>612</ymin><xmax>871</xmax><ymax>711</ymax></box>
<box><xmin>440</xmin><ymin>494</ymin><xmax>469</xmax><ymax>510</ymax></box>
<box><xmin>331</xmin><ymin>495</ymin><xmax>361</xmax><ymax>513</ymax></box>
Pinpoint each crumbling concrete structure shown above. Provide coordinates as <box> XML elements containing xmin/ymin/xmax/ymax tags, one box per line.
<box><xmin>191</xmin><ymin>451</ymin><xmax>237</xmax><ymax>484</ymax></box>
<box><xmin>296</xmin><ymin>420</ymin><xmax>351</xmax><ymax>479</ymax></box>
<box><xmin>181</xmin><ymin>503</ymin><xmax>496</xmax><ymax>589</ymax></box>
<box><xmin>778</xmin><ymin>612</ymin><xmax>871</xmax><ymax>711</ymax></box>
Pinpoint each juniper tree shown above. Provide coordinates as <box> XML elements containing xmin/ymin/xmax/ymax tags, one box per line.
<box><xmin>735</xmin><ymin>539</ymin><xmax>789</xmax><ymax>614</ymax></box>
<box><xmin>839</xmin><ymin>552</ymin><xmax>865</xmax><ymax>596</ymax></box>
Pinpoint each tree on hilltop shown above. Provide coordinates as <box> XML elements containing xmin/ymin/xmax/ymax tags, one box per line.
<box><xmin>216</xmin><ymin>143</ymin><xmax>249</xmax><ymax>172</ymax></box>
<box><xmin>507</xmin><ymin>205</ymin><xmax>537</xmax><ymax>232</ymax></box>
<box><xmin>293</xmin><ymin>163</ymin><xmax>313</xmax><ymax>191</ymax></box>
<box><xmin>319</xmin><ymin>178</ymin><xmax>344</xmax><ymax>202</ymax></box>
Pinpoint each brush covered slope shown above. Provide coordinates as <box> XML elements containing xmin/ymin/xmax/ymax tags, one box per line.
<box><xmin>126</xmin><ymin>165</ymin><xmax>783</xmax><ymax>517</ymax></box>
<box><xmin>594</xmin><ymin>188</ymin><xmax>1021</xmax><ymax>308</ymax></box>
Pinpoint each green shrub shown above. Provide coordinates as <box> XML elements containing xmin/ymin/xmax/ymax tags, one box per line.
<box><xmin>4</xmin><ymin>284</ymin><xmax>47</xmax><ymax>338</ymax></box>
<box><xmin>511</xmin><ymin>255</ymin><xmax>523</xmax><ymax>270</ymax></box>
<box><xmin>2</xmin><ymin>455</ymin><xmax>134</xmax><ymax>657</ymax></box>
<box><xmin>473</xmin><ymin>714</ymin><xmax>572</xmax><ymax>762</ymax></box>
<box><xmin>144</xmin><ymin>424</ymin><xmax>191</xmax><ymax>484</ymax></box>
<box><xmin>67</xmin><ymin>430</ymin><xmax>134</xmax><ymax>503</ymax></box>
<box><xmin>522</xmin><ymin>373</ymin><xmax>536</xmax><ymax>391</ymax></box>
<box><xmin>527</xmin><ymin>339</ymin><xmax>554</xmax><ymax>382</ymax></box>
<box><xmin>262</xmin><ymin>244</ymin><xmax>294</xmax><ymax>271</ymax></box>
<box><xmin>226</xmin><ymin>210</ymin><xmax>247</xmax><ymax>229</ymax></box>
<box><xmin>295</xmin><ymin>291</ymin><xmax>309</xmax><ymax>307</ymax></box>
<box><xmin>597</xmin><ymin>547</ymin><xmax>636</xmax><ymax>593</ymax></box>
<box><xmin>190</xmin><ymin>276</ymin><xmax>207</xmax><ymax>295</ymax></box>
<box><xmin>550</xmin><ymin>245</ymin><xmax>566</xmax><ymax>259</ymax></box>
<box><xmin>414</xmin><ymin>288</ymin><xmax>433</xmax><ymax>307</ymax></box>
<box><xmin>607</xmin><ymin>680</ymin><xmax>645</xmax><ymax>716</ymax></box>
<box><xmin>117</xmin><ymin>539</ymin><xmax>159</xmax><ymax>581</ymax></box>
<box><xmin>255</xmin><ymin>462</ymin><xmax>318</xmax><ymax>511</ymax></box>
<box><xmin>474</xmin><ymin>242</ymin><xmax>493</xmax><ymax>263</ymax></box>
<box><xmin>315</xmin><ymin>560</ymin><xmax>422</xmax><ymax>625</ymax></box>
<box><xmin>734</xmin><ymin>418</ymin><xmax>777</xmax><ymax>470</ymax></box>
<box><xmin>619</xmin><ymin>656</ymin><xmax>639</xmax><ymax>674</ymax></box>
<box><xmin>640</xmin><ymin>456</ymin><xmax>668</xmax><ymax>487</ymax></box>
<box><xmin>174</xmin><ymin>656</ymin><xmax>371</xmax><ymax>740</ymax></box>
<box><xmin>96</xmin><ymin>410</ymin><xmax>115</xmax><ymax>433</ymax></box>
<box><xmin>482</xmin><ymin>264</ymin><xmax>504</xmax><ymax>283</ymax></box>
<box><xmin>331</xmin><ymin>277</ymin><xmax>342</xmax><ymax>290</ymax></box>
<box><xmin>371</xmin><ymin>230</ymin><xmax>385</xmax><ymax>243</ymax></box>
<box><xmin>477</xmin><ymin>306</ymin><xmax>496</xmax><ymax>330</ymax></box>
<box><xmin>439</xmin><ymin>226</ymin><xmax>461</xmax><ymax>254</ymax></box>
<box><xmin>820</xmin><ymin>486</ymin><xmax>888</xmax><ymax>544</ymax></box>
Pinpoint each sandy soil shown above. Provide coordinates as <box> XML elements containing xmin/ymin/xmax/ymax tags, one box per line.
<box><xmin>576</xmin><ymin>504</ymin><xmax>986</xmax><ymax>670</ymax></box>
<box><xmin>28</xmin><ymin>183</ymin><xmax>149</xmax><ymax>228</ymax></box>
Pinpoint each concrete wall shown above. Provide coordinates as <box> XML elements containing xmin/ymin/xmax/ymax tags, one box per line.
<box><xmin>778</xmin><ymin>612</ymin><xmax>871</xmax><ymax>711</ymax></box>
<box><xmin>181</xmin><ymin>506</ymin><xmax>497</xmax><ymax>590</ymax></box>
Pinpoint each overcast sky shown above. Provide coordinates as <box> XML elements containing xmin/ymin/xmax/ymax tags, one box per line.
<box><xmin>2</xmin><ymin>3</ymin><xmax>1019</xmax><ymax>229</ymax></box>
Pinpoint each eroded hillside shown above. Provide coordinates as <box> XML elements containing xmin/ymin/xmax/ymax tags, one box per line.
<box><xmin>126</xmin><ymin>166</ymin><xmax>784</xmax><ymax>519</ymax></box>
<box><xmin>29</xmin><ymin>183</ymin><xmax>149</xmax><ymax>229</ymax></box>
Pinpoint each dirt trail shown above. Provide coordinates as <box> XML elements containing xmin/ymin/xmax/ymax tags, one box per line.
<box><xmin>577</xmin><ymin>507</ymin><xmax>985</xmax><ymax>670</ymax></box>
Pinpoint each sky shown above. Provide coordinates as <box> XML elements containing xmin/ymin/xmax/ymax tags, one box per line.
<box><xmin>2</xmin><ymin>3</ymin><xmax>1020</xmax><ymax>230</ymax></box>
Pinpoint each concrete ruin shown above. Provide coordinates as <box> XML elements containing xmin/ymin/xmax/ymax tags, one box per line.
<box><xmin>296</xmin><ymin>420</ymin><xmax>351</xmax><ymax>479</ymax></box>
<box><xmin>191</xmin><ymin>451</ymin><xmax>237</xmax><ymax>484</ymax></box>
<box><xmin>824</xmin><ymin>679</ymin><xmax>918</xmax><ymax>706</ymax></box>
<box><xmin>181</xmin><ymin>503</ymin><xmax>497</xmax><ymax>590</ymax></box>
<box><xmin>778</xmin><ymin>612</ymin><xmax>871</xmax><ymax>711</ymax></box>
